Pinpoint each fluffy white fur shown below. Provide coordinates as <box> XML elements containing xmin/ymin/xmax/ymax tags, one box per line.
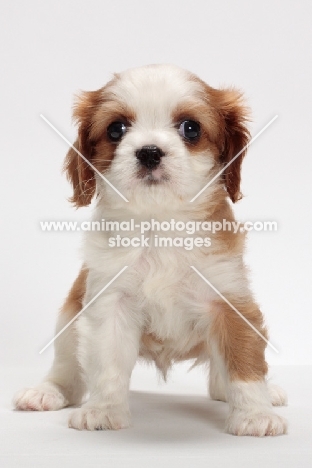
<box><xmin>225</xmin><ymin>381</ymin><xmax>287</xmax><ymax>436</ymax></box>
<box><xmin>13</xmin><ymin>64</ymin><xmax>287</xmax><ymax>435</ymax></box>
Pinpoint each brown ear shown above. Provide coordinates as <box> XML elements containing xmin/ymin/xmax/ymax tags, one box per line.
<box><xmin>63</xmin><ymin>90</ymin><xmax>102</xmax><ymax>207</ymax></box>
<box><xmin>215</xmin><ymin>89</ymin><xmax>251</xmax><ymax>203</ymax></box>
<box><xmin>63</xmin><ymin>132</ymin><xmax>95</xmax><ymax>208</ymax></box>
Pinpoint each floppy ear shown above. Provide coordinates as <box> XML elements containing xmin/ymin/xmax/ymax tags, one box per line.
<box><xmin>63</xmin><ymin>90</ymin><xmax>102</xmax><ymax>208</ymax></box>
<box><xmin>216</xmin><ymin>89</ymin><xmax>251</xmax><ymax>203</ymax></box>
<box><xmin>63</xmin><ymin>131</ymin><xmax>95</xmax><ymax>208</ymax></box>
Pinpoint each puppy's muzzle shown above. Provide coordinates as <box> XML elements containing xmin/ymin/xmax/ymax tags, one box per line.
<box><xmin>136</xmin><ymin>145</ymin><xmax>164</xmax><ymax>170</ymax></box>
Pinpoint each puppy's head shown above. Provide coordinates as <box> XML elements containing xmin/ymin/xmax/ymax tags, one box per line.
<box><xmin>64</xmin><ymin>65</ymin><xmax>250</xmax><ymax>208</ymax></box>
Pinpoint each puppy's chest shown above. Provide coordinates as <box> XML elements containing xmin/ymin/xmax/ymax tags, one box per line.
<box><xmin>136</xmin><ymin>247</ymin><xmax>193</xmax><ymax>302</ymax></box>
<box><xmin>132</xmin><ymin>247</ymin><xmax>212</xmax><ymax>342</ymax></box>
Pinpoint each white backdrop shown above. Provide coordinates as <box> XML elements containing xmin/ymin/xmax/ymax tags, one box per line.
<box><xmin>1</xmin><ymin>0</ymin><xmax>311</xmax><ymax>370</ymax></box>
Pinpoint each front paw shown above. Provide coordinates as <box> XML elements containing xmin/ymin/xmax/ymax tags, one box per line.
<box><xmin>226</xmin><ymin>409</ymin><xmax>287</xmax><ymax>436</ymax></box>
<box><xmin>267</xmin><ymin>383</ymin><xmax>288</xmax><ymax>406</ymax></box>
<box><xmin>13</xmin><ymin>383</ymin><xmax>68</xmax><ymax>411</ymax></box>
<box><xmin>68</xmin><ymin>406</ymin><xmax>131</xmax><ymax>431</ymax></box>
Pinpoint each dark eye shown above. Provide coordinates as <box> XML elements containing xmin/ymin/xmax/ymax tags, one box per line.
<box><xmin>178</xmin><ymin>120</ymin><xmax>201</xmax><ymax>141</ymax></box>
<box><xmin>107</xmin><ymin>121</ymin><xmax>127</xmax><ymax>142</ymax></box>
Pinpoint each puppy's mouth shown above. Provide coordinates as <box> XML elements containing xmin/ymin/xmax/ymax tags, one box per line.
<box><xmin>137</xmin><ymin>165</ymin><xmax>169</xmax><ymax>184</ymax></box>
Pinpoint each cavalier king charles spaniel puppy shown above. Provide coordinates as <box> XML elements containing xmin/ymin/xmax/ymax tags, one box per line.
<box><xmin>14</xmin><ymin>64</ymin><xmax>287</xmax><ymax>436</ymax></box>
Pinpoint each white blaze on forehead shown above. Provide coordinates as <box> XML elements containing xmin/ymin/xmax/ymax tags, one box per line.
<box><xmin>106</xmin><ymin>64</ymin><xmax>203</xmax><ymax>127</ymax></box>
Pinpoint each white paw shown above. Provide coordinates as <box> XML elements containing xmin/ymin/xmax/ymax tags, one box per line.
<box><xmin>267</xmin><ymin>383</ymin><xmax>288</xmax><ymax>406</ymax></box>
<box><xmin>13</xmin><ymin>382</ymin><xmax>68</xmax><ymax>411</ymax></box>
<box><xmin>226</xmin><ymin>409</ymin><xmax>287</xmax><ymax>436</ymax></box>
<box><xmin>68</xmin><ymin>406</ymin><xmax>131</xmax><ymax>431</ymax></box>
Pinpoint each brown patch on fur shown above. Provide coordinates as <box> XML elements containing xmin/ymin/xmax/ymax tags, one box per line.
<box><xmin>208</xmin><ymin>197</ymin><xmax>246</xmax><ymax>255</ymax></box>
<box><xmin>210</xmin><ymin>298</ymin><xmax>268</xmax><ymax>381</ymax></box>
<box><xmin>64</xmin><ymin>89</ymin><xmax>103</xmax><ymax>207</ymax></box>
<box><xmin>188</xmin><ymin>178</ymin><xmax>244</xmax><ymax>256</ymax></box>
<box><xmin>61</xmin><ymin>267</ymin><xmax>87</xmax><ymax>319</ymax></box>
<box><xmin>139</xmin><ymin>332</ymin><xmax>208</xmax><ymax>380</ymax></box>
<box><xmin>91</xmin><ymin>101</ymin><xmax>136</xmax><ymax>141</ymax></box>
<box><xmin>186</xmin><ymin>75</ymin><xmax>251</xmax><ymax>203</ymax></box>
<box><xmin>207</xmin><ymin>87</ymin><xmax>251</xmax><ymax>203</ymax></box>
<box><xmin>172</xmin><ymin>101</ymin><xmax>220</xmax><ymax>156</ymax></box>
<box><xmin>64</xmin><ymin>78</ymin><xmax>136</xmax><ymax>207</ymax></box>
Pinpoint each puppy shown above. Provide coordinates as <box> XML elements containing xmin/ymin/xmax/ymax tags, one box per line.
<box><xmin>14</xmin><ymin>64</ymin><xmax>287</xmax><ymax>435</ymax></box>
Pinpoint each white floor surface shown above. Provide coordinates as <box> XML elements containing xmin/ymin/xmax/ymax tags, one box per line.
<box><xmin>1</xmin><ymin>364</ymin><xmax>310</xmax><ymax>468</ymax></box>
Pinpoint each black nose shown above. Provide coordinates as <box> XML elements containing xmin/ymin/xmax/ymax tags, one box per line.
<box><xmin>136</xmin><ymin>145</ymin><xmax>164</xmax><ymax>169</ymax></box>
